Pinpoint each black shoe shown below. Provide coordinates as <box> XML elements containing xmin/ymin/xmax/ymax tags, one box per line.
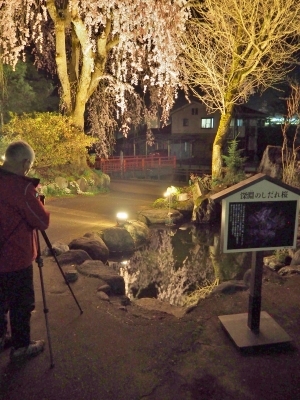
<box><xmin>0</xmin><ymin>332</ymin><xmax>12</xmax><ymax>351</ymax></box>
<box><xmin>10</xmin><ymin>340</ymin><xmax>45</xmax><ymax>361</ymax></box>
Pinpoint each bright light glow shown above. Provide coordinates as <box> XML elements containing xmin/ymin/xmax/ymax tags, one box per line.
<box><xmin>164</xmin><ymin>186</ymin><xmax>177</xmax><ymax>227</ymax></box>
<box><xmin>116</xmin><ymin>211</ymin><xmax>128</xmax><ymax>226</ymax></box>
<box><xmin>116</xmin><ymin>212</ymin><xmax>128</xmax><ymax>221</ymax></box>
<box><xmin>164</xmin><ymin>186</ymin><xmax>177</xmax><ymax>197</ymax></box>
<box><xmin>179</xmin><ymin>226</ymin><xmax>188</xmax><ymax>230</ymax></box>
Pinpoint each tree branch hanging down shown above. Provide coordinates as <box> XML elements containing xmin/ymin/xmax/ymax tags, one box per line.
<box><xmin>0</xmin><ymin>0</ymin><xmax>190</xmax><ymax>156</ymax></box>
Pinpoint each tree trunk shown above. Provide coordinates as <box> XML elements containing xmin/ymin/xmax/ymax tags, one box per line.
<box><xmin>212</xmin><ymin>107</ymin><xmax>234</xmax><ymax>181</ymax></box>
<box><xmin>47</xmin><ymin>1</ymin><xmax>72</xmax><ymax>114</ymax></box>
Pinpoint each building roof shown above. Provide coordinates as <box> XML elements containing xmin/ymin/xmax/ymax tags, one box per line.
<box><xmin>170</xmin><ymin>100</ymin><xmax>267</xmax><ymax>119</ymax></box>
<box><xmin>232</xmin><ymin>105</ymin><xmax>267</xmax><ymax>118</ymax></box>
<box><xmin>170</xmin><ymin>100</ymin><xmax>206</xmax><ymax>115</ymax></box>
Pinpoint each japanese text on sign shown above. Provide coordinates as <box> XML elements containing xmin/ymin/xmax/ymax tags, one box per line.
<box><xmin>229</xmin><ymin>203</ymin><xmax>246</xmax><ymax>246</ymax></box>
<box><xmin>240</xmin><ymin>190</ymin><xmax>289</xmax><ymax>200</ymax></box>
<box><xmin>226</xmin><ymin>201</ymin><xmax>297</xmax><ymax>251</ymax></box>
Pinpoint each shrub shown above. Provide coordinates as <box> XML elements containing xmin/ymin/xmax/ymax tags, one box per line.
<box><xmin>41</xmin><ymin>182</ymin><xmax>71</xmax><ymax>197</ymax></box>
<box><xmin>221</xmin><ymin>138</ymin><xmax>247</xmax><ymax>185</ymax></box>
<box><xmin>274</xmin><ymin>249</ymin><xmax>290</xmax><ymax>263</ymax></box>
<box><xmin>1</xmin><ymin>112</ymin><xmax>94</xmax><ymax>168</ymax></box>
<box><xmin>153</xmin><ymin>198</ymin><xmax>168</xmax><ymax>209</ymax></box>
<box><xmin>189</xmin><ymin>173</ymin><xmax>212</xmax><ymax>193</ymax></box>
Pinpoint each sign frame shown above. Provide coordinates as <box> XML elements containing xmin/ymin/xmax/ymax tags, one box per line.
<box><xmin>210</xmin><ymin>174</ymin><xmax>300</xmax><ymax>253</ymax></box>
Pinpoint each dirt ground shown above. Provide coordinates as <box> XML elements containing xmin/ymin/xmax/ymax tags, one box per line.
<box><xmin>1</xmin><ymin>181</ymin><xmax>300</xmax><ymax>400</ymax></box>
<box><xmin>1</xmin><ymin>256</ymin><xmax>300</xmax><ymax>400</ymax></box>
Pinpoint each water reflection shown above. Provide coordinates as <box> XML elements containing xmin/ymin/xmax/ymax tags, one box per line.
<box><xmin>108</xmin><ymin>224</ymin><xmax>251</xmax><ymax>306</ymax></box>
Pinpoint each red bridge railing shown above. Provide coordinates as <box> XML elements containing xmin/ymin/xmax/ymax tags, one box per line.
<box><xmin>94</xmin><ymin>155</ymin><xmax>176</xmax><ymax>174</ymax></box>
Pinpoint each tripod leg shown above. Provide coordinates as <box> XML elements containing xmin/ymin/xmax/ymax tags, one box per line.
<box><xmin>40</xmin><ymin>230</ymin><xmax>83</xmax><ymax>314</ymax></box>
<box><xmin>36</xmin><ymin>231</ymin><xmax>55</xmax><ymax>368</ymax></box>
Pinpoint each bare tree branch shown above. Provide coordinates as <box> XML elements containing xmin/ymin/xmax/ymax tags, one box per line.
<box><xmin>181</xmin><ymin>0</ymin><xmax>300</xmax><ymax>179</ymax></box>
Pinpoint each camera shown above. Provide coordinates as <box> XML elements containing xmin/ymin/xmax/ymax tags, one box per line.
<box><xmin>38</xmin><ymin>194</ymin><xmax>46</xmax><ymax>205</ymax></box>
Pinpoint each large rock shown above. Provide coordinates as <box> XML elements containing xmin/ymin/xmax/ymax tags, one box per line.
<box><xmin>211</xmin><ymin>280</ymin><xmax>249</xmax><ymax>295</ymax></box>
<box><xmin>122</xmin><ymin>220</ymin><xmax>150</xmax><ymax>248</ymax></box>
<box><xmin>93</xmin><ymin>172</ymin><xmax>110</xmax><ymax>188</ymax></box>
<box><xmin>190</xmin><ymin>225</ymin><xmax>219</xmax><ymax>246</ymax></box>
<box><xmin>54</xmin><ymin>176</ymin><xmax>68</xmax><ymax>189</ymax></box>
<box><xmin>277</xmin><ymin>265</ymin><xmax>300</xmax><ymax>276</ymax></box>
<box><xmin>42</xmin><ymin>241</ymin><xmax>69</xmax><ymax>256</ymax></box>
<box><xmin>175</xmin><ymin>200</ymin><xmax>194</xmax><ymax>219</ymax></box>
<box><xmin>102</xmin><ymin>227</ymin><xmax>135</xmax><ymax>253</ymax></box>
<box><xmin>69</xmin><ymin>236</ymin><xmax>109</xmax><ymax>262</ymax></box>
<box><xmin>76</xmin><ymin>177</ymin><xmax>89</xmax><ymax>192</ymax></box>
<box><xmin>83</xmin><ymin>232</ymin><xmax>104</xmax><ymax>241</ymax></box>
<box><xmin>257</xmin><ymin>145</ymin><xmax>283</xmax><ymax>179</ymax></box>
<box><xmin>263</xmin><ymin>255</ymin><xmax>285</xmax><ymax>271</ymax></box>
<box><xmin>56</xmin><ymin>249</ymin><xmax>92</xmax><ymax>266</ymax></box>
<box><xmin>76</xmin><ymin>260</ymin><xmax>125</xmax><ymax>295</ymax></box>
<box><xmin>101</xmin><ymin>220</ymin><xmax>149</xmax><ymax>253</ymax></box>
<box><xmin>290</xmin><ymin>248</ymin><xmax>300</xmax><ymax>266</ymax></box>
<box><xmin>137</xmin><ymin>209</ymin><xmax>184</xmax><ymax>225</ymax></box>
<box><xmin>134</xmin><ymin>298</ymin><xmax>190</xmax><ymax>318</ymax></box>
<box><xmin>193</xmin><ymin>197</ymin><xmax>221</xmax><ymax>224</ymax></box>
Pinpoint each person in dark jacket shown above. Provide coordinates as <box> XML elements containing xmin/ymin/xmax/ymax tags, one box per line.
<box><xmin>0</xmin><ymin>140</ymin><xmax>50</xmax><ymax>361</ymax></box>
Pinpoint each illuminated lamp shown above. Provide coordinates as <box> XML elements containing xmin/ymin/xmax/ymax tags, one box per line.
<box><xmin>116</xmin><ymin>212</ymin><xmax>128</xmax><ymax>226</ymax></box>
<box><xmin>164</xmin><ymin>186</ymin><xmax>177</xmax><ymax>226</ymax></box>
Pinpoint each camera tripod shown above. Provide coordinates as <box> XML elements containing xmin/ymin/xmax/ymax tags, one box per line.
<box><xmin>35</xmin><ymin>229</ymin><xmax>83</xmax><ymax>369</ymax></box>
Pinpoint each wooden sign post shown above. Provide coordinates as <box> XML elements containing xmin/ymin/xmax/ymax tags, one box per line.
<box><xmin>247</xmin><ymin>251</ymin><xmax>262</xmax><ymax>333</ymax></box>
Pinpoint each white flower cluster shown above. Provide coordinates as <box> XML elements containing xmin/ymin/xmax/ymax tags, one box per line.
<box><xmin>0</xmin><ymin>0</ymin><xmax>48</xmax><ymax>68</ymax></box>
<box><xmin>1</xmin><ymin>0</ymin><xmax>190</xmax><ymax>120</ymax></box>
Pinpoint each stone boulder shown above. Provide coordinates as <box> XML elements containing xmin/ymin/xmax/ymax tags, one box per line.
<box><xmin>69</xmin><ymin>236</ymin><xmax>109</xmax><ymax>262</ymax></box>
<box><xmin>257</xmin><ymin>145</ymin><xmax>283</xmax><ymax>179</ymax></box>
<box><xmin>211</xmin><ymin>280</ymin><xmax>249</xmax><ymax>295</ymax></box>
<box><xmin>83</xmin><ymin>232</ymin><xmax>104</xmax><ymax>241</ymax></box>
<box><xmin>137</xmin><ymin>209</ymin><xmax>184</xmax><ymax>225</ymax></box>
<box><xmin>93</xmin><ymin>172</ymin><xmax>110</xmax><ymax>188</ymax></box>
<box><xmin>100</xmin><ymin>220</ymin><xmax>150</xmax><ymax>253</ymax></box>
<box><xmin>122</xmin><ymin>220</ymin><xmax>150</xmax><ymax>248</ymax></box>
<box><xmin>76</xmin><ymin>260</ymin><xmax>125</xmax><ymax>295</ymax></box>
<box><xmin>174</xmin><ymin>200</ymin><xmax>194</xmax><ymax>219</ymax></box>
<box><xmin>134</xmin><ymin>298</ymin><xmax>191</xmax><ymax>319</ymax></box>
<box><xmin>263</xmin><ymin>254</ymin><xmax>285</xmax><ymax>271</ymax></box>
<box><xmin>193</xmin><ymin>197</ymin><xmax>221</xmax><ymax>224</ymax></box>
<box><xmin>97</xmin><ymin>284</ymin><xmax>111</xmax><ymax>294</ymax></box>
<box><xmin>97</xmin><ymin>291</ymin><xmax>110</xmax><ymax>301</ymax></box>
<box><xmin>190</xmin><ymin>225</ymin><xmax>219</xmax><ymax>246</ymax></box>
<box><xmin>102</xmin><ymin>227</ymin><xmax>135</xmax><ymax>253</ymax></box>
<box><xmin>56</xmin><ymin>249</ymin><xmax>92</xmax><ymax>266</ymax></box>
<box><xmin>54</xmin><ymin>176</ymin><xmax>68</xmax><ymax>189</ymax></box>
<box><xmin>42</xmin><ymin>241</ymin><xmax>69</xmax><ymax>256</ymax></box>
<box><xmin>64</xmin><ymin>269</ymin><xmax>78</xmax><ymax>283</ymax></box>
<box><xmin>290</xmin><ymin>248</ymin><xmax>300</xmax><ymax>266</ymax></box>
<box><xmin>76</xmin><ymin>177</ymin><xmax>89</xmax><ymax>192</ymax></box>
<box><xmin>277</xmin><ymin>265</ymin><xmax>300</xmax><ymax>276</ymax></box>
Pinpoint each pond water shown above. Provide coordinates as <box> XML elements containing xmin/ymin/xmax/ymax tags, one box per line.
<box><xmin>108</xmin><ymin>223</ymin><xmax>252</xmax><ymax>306</ymax></box>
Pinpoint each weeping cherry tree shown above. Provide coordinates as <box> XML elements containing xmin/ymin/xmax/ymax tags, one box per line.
<box><xmin>0</xmin><ymin>0</ymin><xmax>189</xmax><ymax>156</ymax></box>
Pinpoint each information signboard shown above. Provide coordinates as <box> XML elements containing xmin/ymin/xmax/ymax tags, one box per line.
<box><xmin>220</xmin><ymin>178</ymin><xmax>299</xmax><ymax>253</ymax></box>
<box><xmin>210</xmin><ymin>174</ymin><xmax>300</xmax><ymax>348</ymax></box>
<box><xmin>226</xmin><ymin>200</ymin><xmax>297</xmax><ymax>251</ymax></box>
